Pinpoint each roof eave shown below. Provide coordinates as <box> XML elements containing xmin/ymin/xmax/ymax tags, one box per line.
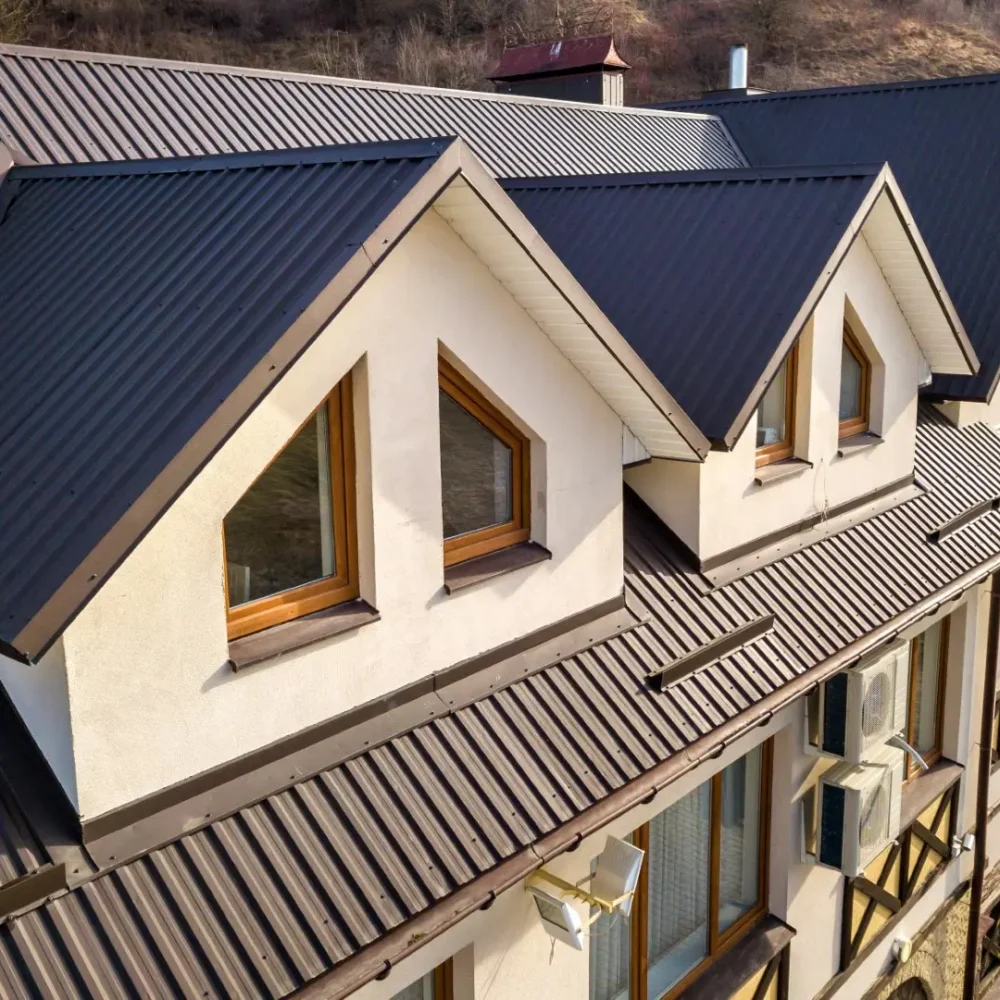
<box><xmin>447</xmin><ymin>144</ymin><xmax>711</xmax><ymax>462</ymax></box>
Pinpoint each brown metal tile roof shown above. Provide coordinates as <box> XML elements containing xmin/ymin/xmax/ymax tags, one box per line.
<box><xmin>2</xmin><ymin>405</ymin><xmax>1000</xmax><ymax>998</ymax></box>
<box><xmin>0</xmin><ymin>44</ymin><xmax>739</xmax><ymax>176</ymax></box>
<box><xmin>0</xmin><ymin>776</ymin><xmax>47</xmax><ymax>888</ymax></box>
<box><xmin>488</xmin><ymin>37</ymin><xmax>630</xmax><ymax>81</ymax></box>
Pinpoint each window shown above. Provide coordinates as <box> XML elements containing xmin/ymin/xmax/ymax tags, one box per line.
<box><xmin>839</xmin><ymin>324</ymin><xmax>871</xmax><ymax>439</ymax></box>
<box><xmin>439</xmin><ymin>359</ymin><xmax>530</xmax><ymax>566</ymax></box>
<box><xmin>223</xmin><ymin>377</ymin><xmax>357</xmax><ymax>640</ymax></box>
<box><xmin>905</xmin><ymin>617</ymin><xmax>949</xmax><ymax>779</ymax></box>
<box><xmin>391</xmin><ymin>961</ymin><xmax>453</xmax><ymax>1000</ymax></box>
<box><xmin>755</xmin><ymin>347</ymin><xmax>797</xmax><ymax>467</ymax></box>
<box><xmin>590</xmin><ymin>743</ymin><xmax>771</xmax><ymax>1000</ymax></box>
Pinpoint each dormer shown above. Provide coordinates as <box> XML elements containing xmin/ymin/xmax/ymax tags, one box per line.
<box><xmin>507</xmin><ymin>164</ymin><xmax>977</xmax><ymax>566</ymax></box>
<box><xmin>0</xmin><ymin>138</ymin><xmax>708</xmax><ymax>822</ymax></box>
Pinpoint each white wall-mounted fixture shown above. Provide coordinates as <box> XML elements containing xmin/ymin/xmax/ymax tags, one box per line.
<box><xmin>527</xmin><ymin>884</ymin><xmax>585</xmax><ymax>950</ymax></box>
<box><xmin>917</xmin><ymin>355</ymin><xmax>933</xmax><ymax>388</ymax></box>
<box><xmin>526</xmin><ymin>836</ymin><xmax>645</xmax><ymax>947</ymax></box>
<box><xmin>952</xmin><ymin>832</ymin><xmax>975</xmax><ymax>857</ymax></box>
<box><xmin>893</xmin><ymin>936</ymin><xmax>913</xmax><ymax>964</ymax></box>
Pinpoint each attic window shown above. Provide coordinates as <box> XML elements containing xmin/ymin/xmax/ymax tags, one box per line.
<box><xmin>223</xmin><ymin>376</ymin><xmax>357</xmax><ymax>640</ymax></box>
<box><xmin>755</xmin><ymin>345</ymin><xmax>798</xmax><ymax>468</ymax></box>
<box><xmin>839</xmin><ymin>324</ymin><xmax>871</xmax><ymax>439</ymax></box>
<box><xmin>439</xmin><ymin>359</ymin><xmax>530</xmax><ymax>567</ymax></box>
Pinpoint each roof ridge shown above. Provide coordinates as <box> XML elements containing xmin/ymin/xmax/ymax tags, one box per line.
<box><xmin>0</xmin><ymin>41</ymin><xmax>721</xmax><ymax>121</ymax></box>
<box><xmin>661</xmin><ymin>69</ymin><xmax>1000</xmax><ymax>109</ymax></box>
<box><xmin>502</xmin><ymin>162</ymin><xmax>886</xmax><ymax>189</ymax></box>
<box><xmin>6</xmin><ymin>136</ymin><xmax>455</xmax><ymax>180</ymax></box>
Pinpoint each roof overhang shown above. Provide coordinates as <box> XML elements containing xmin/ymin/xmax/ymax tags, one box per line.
<box><xmin>434</xmin><ymin>145</ymin><xmax>710</xmax><ymax>463</ymax></box>
<box><xmin>8</xmin><ymin>137</ymin><xmax>707</xmax><ymax>663</ymax></box>
<box><xmin>724</xmin><ymin>163</ymin><xmax>978</xmax><ymax>449</ymax></box>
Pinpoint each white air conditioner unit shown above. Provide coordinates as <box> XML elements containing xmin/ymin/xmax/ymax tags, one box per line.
<box><xmin>805</xmin><ymin>640</ymin><xmax>909</xmax><ymax>764</ymax></box>
<box><xmin>816</xmin><ymin>745</ymin><xmax>904</xmax><ymax>877</ymax></box>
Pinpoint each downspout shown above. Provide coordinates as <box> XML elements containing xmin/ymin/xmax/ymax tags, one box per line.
<box><xmin>964</xmin><ymin>570</ymin><xmax>1000</xmax><ymax>1000</ymax></box>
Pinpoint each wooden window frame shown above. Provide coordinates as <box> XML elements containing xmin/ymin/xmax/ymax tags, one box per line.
<box><xmin>627</xmin><ymin>740</ymin><xmax>773</xmax><ymax>1000</ymax></box>
<box><xmin>433</xmin><ymin>959</ymin><xmax>454</xmax><ymax>1000</ymax></box>
<box><xmin>904</xmin><ymin>617</ymin><xmax>949</xmax><ymax>780</ymax></box>
<box><xmin>439</xmin><ymin>359</ymin><xmax>530</xmax><ymax>568</ymax></box>
<box><xmin>755</xmin><ymin>346</ymin><xmax>798</xmax><ymax>468</ymax></box>
<box><xmin>224</xmin><ymin>376</ymin><xmax>358</xmax><ymax>641</ymax></box>
<box><xmin>839</xmin><ymin>323</ymin><xmax>871</xmax><ymax>440</ymax></box>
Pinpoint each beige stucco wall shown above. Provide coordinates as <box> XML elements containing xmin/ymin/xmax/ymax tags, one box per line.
<box><xmin>51</xmin><ymin>208</ymin><xmax>625</xmax><ymax>817</ymax></box>
<box><xmin>627</xmin><ymin>236</ymin><xmax>925</xmax><ymax>562</ymax></box>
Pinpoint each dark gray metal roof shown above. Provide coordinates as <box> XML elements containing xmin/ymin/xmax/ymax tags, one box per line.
<box><xmin>0</xmin><ymin>138</ymin><xmax>451</xmax><ymax>656</ymax></box>
<box><xmin>504</xmin><ymin>166</ymin><xmax>882</xmax><ymax>443</ymax></box>
<box><xmin>659</xmin><ymin>74</ymin><xmax>1000</xmax><ymax>402</ymax></box>
<box><xmin>0</xmin><ymin>43</ymin><xmax>743</xmax><ymax>175</ymax></box>
<box><xmin>3</xmin><ymin>405</ymin><xmax>1000</xmax><ymax>999</ymax></box>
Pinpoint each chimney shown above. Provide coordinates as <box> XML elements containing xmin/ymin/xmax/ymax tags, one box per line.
<box><xmin>699</xmin><ymin>43</ymin><xmax>768</xmax><ymax>102</ymax></box>
<box><xmin>728</xmin><ymin>44</ymin><xmax>748</xmax><ymax>90</ymax></box>
<box><xmin>489</xmin><ymin>36</ymin><xmax>630</xmax><ymax>106</ymax></box>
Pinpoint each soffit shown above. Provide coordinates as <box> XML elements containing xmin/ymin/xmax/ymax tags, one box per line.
<box><xmin>432</xmin><ymin>177</ymin><xmax>705</xmax><ymax>460</ymax></box>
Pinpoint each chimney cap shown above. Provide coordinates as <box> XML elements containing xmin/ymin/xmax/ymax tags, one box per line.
<box><xmin>488</xmin><ymin>36</ymin><xmax>630</xmax><ymax>82</ymax></box>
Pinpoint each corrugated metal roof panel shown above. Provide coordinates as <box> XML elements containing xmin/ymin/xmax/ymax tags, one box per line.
<box><xmin>0</xmin><ymin>44</ymin><xmax>743</xmax><ymax>175</ymax></box>
<box><xmin>504</xmin><ymin>167</ymin><xmax>880</xmax><ymax>442</ymax></box>
<box><xmin>0</xmin><ymin>139</ymin><xmax>448</xmax><ymax>653</ymax></box>
<box><xmin>0</xmin><ymin>775</ymin><xmax>48</xmax><ymax>887</ymax></box>
<box><xmin>660</xmin><ymin>74</ymin><xmax>1000</xmax><ymax>401</ymax></box>
<box><xmin>5</xmin><ymin>406</ymin><xmax>1000</xmax><ymax>998</ymax></box>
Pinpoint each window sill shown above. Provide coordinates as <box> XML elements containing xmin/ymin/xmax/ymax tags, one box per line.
<box><xmin>900</xmin><ymin>757</ymin><xmax>963</xmax><ymax>830</ymax></box>
<box><xmin>674</xmin><ymin>915</ymin><xmax>795</xmax><ymax>1000</ymax></box>
<box><xmin>837</xmin><ymin>432</ymin><xmax>883</xmax><ymax>458</ymax></box>
<box><xmin>443</xmin><ymin>541</ymin><xmax>551</xmax><ymax>594</ymax></box>
<box><xmin>753</xmin><ymin>458</ymin><xmax>812</xmax><ymax>487</ymax></box>
<box><xmin>228</xmin><ymin>599</ymin><xmax>379</xmax><ymax>672</ymax></box>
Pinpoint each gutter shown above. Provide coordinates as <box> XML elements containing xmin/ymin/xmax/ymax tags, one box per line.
<box><xmin>291</xmin><ymin>554</ymin><xmax>1000</xmax><ymax>1000</ymax></box>
<box><xmin>964</xmin><ymin>570</ymin><xmax>1000</xmax><ymax>1000</ymax></box>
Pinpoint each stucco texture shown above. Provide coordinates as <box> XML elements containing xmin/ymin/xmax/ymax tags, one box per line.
<box><xmin>55</xmin><ymin>207</ymin><xmax>626</xmax><ymax>818</ymax></box>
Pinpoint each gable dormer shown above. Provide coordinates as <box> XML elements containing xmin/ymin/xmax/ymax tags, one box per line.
<box><xmin>507</xmin><ymin>165</ymin><xmax>976</xmax><ymax>566</ymax></box>
<box><xmin>0</xmin><ymin>138</ymin><xmax>709</xmax><ymax>822</ymax></box>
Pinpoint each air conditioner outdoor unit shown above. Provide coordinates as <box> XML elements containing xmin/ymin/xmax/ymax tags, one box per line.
<box><xmin>806</xmin><ymin>640</ymin><xmax>910</xmax><ymax>764</ymax></box>
<box><xmin>816</xmin><ymin>744</ymin><xmax>904</xmax><ymax>877</ymax></box>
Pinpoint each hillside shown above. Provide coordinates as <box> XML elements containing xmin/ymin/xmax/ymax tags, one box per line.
<box><xmin>3</xmin><ymin>0</ymin><xmax>1000</xmax><ymax>101</ymax></box>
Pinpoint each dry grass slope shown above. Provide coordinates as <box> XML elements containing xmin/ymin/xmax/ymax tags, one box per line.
<box><xmin>3</xmin><ymin>0</ymin><xmax>1000</xmax><ymax>98</ymax></box>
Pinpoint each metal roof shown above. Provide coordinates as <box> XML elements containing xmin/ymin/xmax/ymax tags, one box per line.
<box><xmin>0</xmin><ymin>43</ymin><xmax>742</xmax><ymax>175</ymax></box>
<box><xmin>659</xmin><ymin>73</ymin><xmax>1000</xmax><ymax>402</ymax></box>
<box><xmin>504</xmin><ymin>164</ymin><xmax>972</xmax><ymax>445</ymax></box>
<box><xmin>3</xmin><ymin>405</ymin><xmax>1000</xmax><ymax>998</ymax></box>
<box><xmin>488</xmin><ymin>36</ymin><xmax>630</xmax><ymax>80</ymax></box>
<box><xmin>0</xmin><ymin>138</ymin><xmax>450</xmax><ymax>658</ymax></box>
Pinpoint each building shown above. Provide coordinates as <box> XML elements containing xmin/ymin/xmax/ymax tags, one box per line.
<box><xmin>2</xmin><ymin>37</ymin><xmax>1000</xmax><ymax>1000</ymax></box>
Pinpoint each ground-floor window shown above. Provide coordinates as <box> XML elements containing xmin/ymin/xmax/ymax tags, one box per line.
<box><xmin>391</xmin><ymin>959</ymin><xmax>453</xmax><ymax>1000</ymax></box>
<box><xmin>590</xmin><ymin>741</ymin><xmax>771</xmax><ymax>1000</ymax></box>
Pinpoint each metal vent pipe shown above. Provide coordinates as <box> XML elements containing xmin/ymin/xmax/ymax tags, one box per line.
<box><xmin>729</xmin><ymin>44</ymin><xmax>749</xmax><ymax>90</ymax></box>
